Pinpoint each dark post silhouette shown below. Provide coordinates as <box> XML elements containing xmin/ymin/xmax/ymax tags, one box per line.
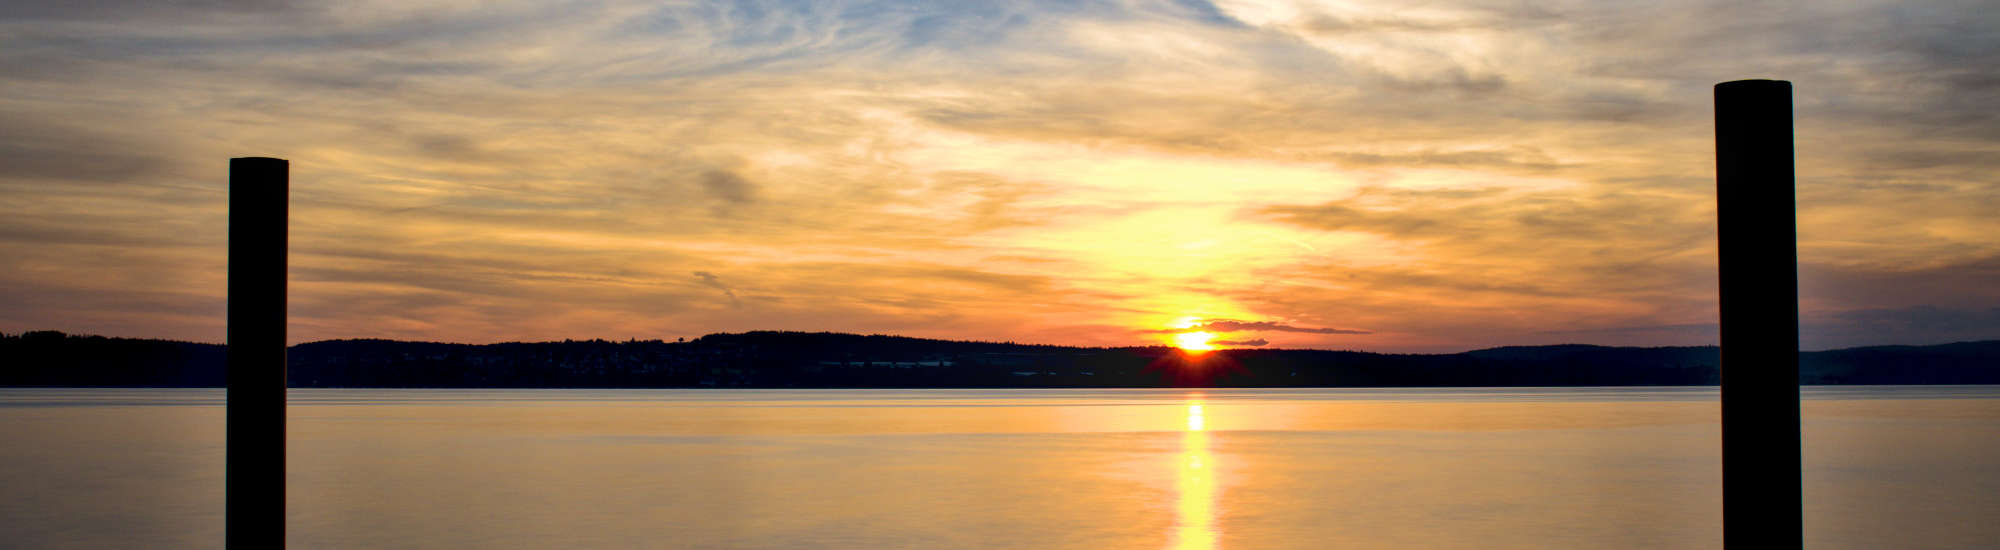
<box><xmin>228</xmin><ymin>157</ymin><xmax>287</xmax><ymax>547</ymax></box>
<box><xmin>1714</xmin><ymin>80</ymin><xmax>1801</xmax><ymax>548</ymax></box>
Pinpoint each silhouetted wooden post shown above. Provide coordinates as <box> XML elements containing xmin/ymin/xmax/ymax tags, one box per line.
<box><xmin>228</xmin><ymin>157</ymin><xmax>287</xmax><ymax>547</ymax></box>
<box><xmin>1715</xmin><ymin>80</ymin><xmax>1801</xmax><ymax>548</ymax></box>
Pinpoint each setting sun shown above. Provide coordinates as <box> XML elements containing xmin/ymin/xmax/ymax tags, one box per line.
<box><xmin>1173</xmin><ymin>332</ymin><xmax>1215</xmax><ymax>352</ymax></box>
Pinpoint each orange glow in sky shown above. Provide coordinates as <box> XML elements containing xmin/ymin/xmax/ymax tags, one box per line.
<box><xmin>0</xmin><ymin>0</ymin><xmax>1993</xmax><ymax>352</ymax></box>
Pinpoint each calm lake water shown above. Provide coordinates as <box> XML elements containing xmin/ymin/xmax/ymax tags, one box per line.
<box><xmin>2</xmin><ymin>386</ymin><xmax>1997</xmax><ymax>549</ymax></box>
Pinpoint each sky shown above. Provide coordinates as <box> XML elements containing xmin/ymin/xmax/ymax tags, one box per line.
<box><xmin>0</xmin><ymin>0</ymin><xmax>1994</xmax><ymax>352</ymax></box>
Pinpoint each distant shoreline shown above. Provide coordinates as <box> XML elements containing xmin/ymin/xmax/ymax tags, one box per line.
<box><xmin>6</xmin><ymin>330</ymin><xmax>1998</xmax><ymax>388</ymax></box>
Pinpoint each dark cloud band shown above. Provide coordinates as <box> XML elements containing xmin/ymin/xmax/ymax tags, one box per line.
<box><xmin>1213</xmin><ymin>338</ymin><xmax>1268</xmax><ymax>346</ymax></box>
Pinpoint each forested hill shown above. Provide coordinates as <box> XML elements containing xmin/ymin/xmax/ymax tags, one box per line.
<box><xmin>4</xmin><ymin>330</ymin><xmax>1998</xmax><ymax>388</ymax></box>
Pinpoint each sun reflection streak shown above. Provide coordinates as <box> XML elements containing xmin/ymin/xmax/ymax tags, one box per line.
<box><xmin>1174</xmin><ymin>397</ymin><xmax>1216</xmax><ymax>550</ymax></box>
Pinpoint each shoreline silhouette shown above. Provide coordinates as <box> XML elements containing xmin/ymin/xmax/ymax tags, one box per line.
<box><xmin>6</xmin><ymin>330</ymin><xmax>1996</xmax><ymax>388</ymax></box>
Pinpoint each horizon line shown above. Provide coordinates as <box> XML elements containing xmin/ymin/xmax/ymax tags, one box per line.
<box><xmin>8</xmin><ymin>328</ymin><xmax>1992</xmax><ymax>356</ymax></box>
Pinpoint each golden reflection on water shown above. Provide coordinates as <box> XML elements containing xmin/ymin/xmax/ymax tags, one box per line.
<box><xmin>1175</xmin><ymin>396</ymin><xmax>1216</xmax><ymax>550</ymax></box>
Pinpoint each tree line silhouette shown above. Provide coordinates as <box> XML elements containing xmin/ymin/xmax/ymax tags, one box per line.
<box><xmin>4</xmin><ymin>330</ymin><xmax>1997</xmax><ymax>388</ymax></box>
